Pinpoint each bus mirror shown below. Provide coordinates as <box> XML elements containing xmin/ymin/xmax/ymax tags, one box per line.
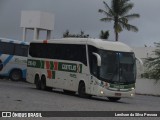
<box><xmin>136</xmin><ymin>57</ymin><xmax>143</xmax><ymax>66</ymax></box>
<box><xmin>92</xmin><ymin>52</ymin><xmax>101</xmax><ymax>66</ymax></box>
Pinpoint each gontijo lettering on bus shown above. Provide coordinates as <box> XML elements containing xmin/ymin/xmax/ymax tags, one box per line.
<box><xmin>58</xmin><ymin>62</ymin><xmax>82</xmax><ymax>73</ymax></box>
<box><xmin>27</xmin><ymin>59</ymin><xmax>82</xmax><ymax>73</ymax></box>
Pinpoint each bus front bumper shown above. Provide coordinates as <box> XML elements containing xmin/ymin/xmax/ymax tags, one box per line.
<box><xmin>95</xmin><ymin>86</ymin><xmax>135</xmax><ymax>98</ymax></box>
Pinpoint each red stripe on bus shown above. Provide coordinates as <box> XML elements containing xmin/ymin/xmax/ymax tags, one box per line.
<box><xmin>46</xmin><ymin>61</ymin><xmax>50</xmax><ymax>69</ymax></box>
<box><xmin>54</xmin><ymin>61</ymin><xmax>58</xmax><ymax>70</ymax></box>
<box><xmin>47</xmin><ymin>70</ymin><xmax>52</xmax><ymax>79</ymax></box>
<box><xmin>43</xmin><ymin>40</ymin><xmax>48</xmax><ymax>43</ymax></box>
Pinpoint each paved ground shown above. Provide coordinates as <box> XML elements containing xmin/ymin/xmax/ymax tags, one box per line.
<box><xmin>0</xmin><ymin>79</ymin><xmax>160</xmax><ymax>120</ymax></box>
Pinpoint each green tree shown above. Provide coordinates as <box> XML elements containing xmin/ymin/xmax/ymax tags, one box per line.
<box><xmin>63</xmin><ymin>30</ymin><xmax>89</xmax><ymax>38</ymax></box>
<box><xmin>63</xmin><ymin>30</ymin><xmax>70</xmax><ymax>38</ymax></box>
<box><xmin>99</xmin><ymin>30</ymin><xmax>109</xmax><ymax>40</ymax></box>
<box><xmin>98</xmin><ymin>0</ymin><xmax>140</xmax><ymax>41</ymax></box>
<box><xmin>144</xmin><ymin>43</ymin><xmax>160</xmax><ymax>81</ymax></box>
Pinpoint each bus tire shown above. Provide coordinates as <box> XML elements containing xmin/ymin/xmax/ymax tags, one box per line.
<box><xmin>10</xmin><ymin>69</ymin><xmax>22</xmax><ymax>81</ymax></box>
<box><xmin>40</xmin><ymin>76</ymin><xmax>52</xmax><ymax>91</ymax></box>
<box><xmin>40</xmin><ymin>76</ymin><xmax>46</xmax><ymax>90</ymax></box>
<box><xmin>0</xmin><ymin>59</ymin><xmax>3</xmax><ymax>71</ymax></box>
<box><xmin>78</xmin><ymin>82</ymin><xmax>89</xmax><ymax>98</ymax></box>
<box><xmin>35</xmin><ymin>75</ymin><xmax>41</xmax><ymax>90</ymax></box>
<box><xmin>107</xmin><ymin>97</ymin><xmax>121</xmax><ymax>102</ymax></box>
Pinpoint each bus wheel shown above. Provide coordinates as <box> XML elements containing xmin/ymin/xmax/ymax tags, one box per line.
<box><xmin>10</xmin><ymin>69</ymin><xmax>22</xmax><ymax>81</ymax></box>
<box><xmin>0</xmin><ymin>59</ymin><xmax>3</xmax><ymax>71</ymax></box>
<box><xmin>40</xmin><ymin>76</ymin><xmax>46</xmax><ymax>90</ymax></box>
<box><xmin>40</xmin><ymin>76</ymin><xmax>52</xmax><ymax>91</ymax></box>
<box><xmin>78</xmin><ymin>82</ymin><xmax>88</xmax><ymax>98</ymax></box>
<box><xmin>107</xmin><ymin>97</ymin><xmax>121</xmax><ymax>102</ymax></box>
<box><xmin>35</xmin><ymin>76</ymin><xmax>41</xmax><ymax>90</ymax></box>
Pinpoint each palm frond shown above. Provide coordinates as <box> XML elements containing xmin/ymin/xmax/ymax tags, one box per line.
<box><xmin>103</xmin><ymin>1</ymin><xmax>115</xmax><ymax>16</ymax></box>
<box><xmin>112</xmin><ymin>0</ymin><xmax>121</xmax><ymax>14</ymax></box>
<box><xmin>154</xmin><ymin>50</ymin><xmax>160</xmax><ymax>56</ymax></box>
<box><xmin>98</xmin><ymin>9</ymin><xmax>113</xmax><ymax>17</ymax></box>
<box><xmin>119</xmin><ymin>21</ymin><xmax>138</xmax><ymax>32</ymax></box>
<box><xmin>154</xmin><ymin>42</ymin><xmax>160</xmax><ymax>48</ymax></box>
<box><xmin>100</xmin><ymin>17</ymin><xmax>113</xmax><ymax>22</ymax></box>
<box><xmin>120</xmin><ymin>3</ymin><xmax>134</xmax><ymax>16</ymax></box>
<box><xmin>144</xmin><ymin>42</ymin><xmax>160</xmax><ymax>80</ymax></box>
<box><xmin>119</xmin><ymin>17</ymin><xmax>128</xmax><ymax>24</ymax></box>
<box><xmin>122</xmin><ymin>14</ymin><xmax>140</xmax><ymax>20</ymax></box>
<box><xmin>145</xmin><ymin>57</ymin><xmax>160</xmax><ymax>66</ymax></box>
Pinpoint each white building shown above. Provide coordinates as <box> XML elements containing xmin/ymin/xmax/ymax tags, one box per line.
<box><xmin>132</xmin><ymin>47</ymin><xmax>156</xmax><ymax>78</ymax></box>
<box><xmin>20</xmin><ymin>11</ymin><xmax>55</xmax><ymax>41</ymax></box>
<box><xmin>132</xmin><ymin>47</ymin><xmax>160</xmax><ymax>96</ymax></box>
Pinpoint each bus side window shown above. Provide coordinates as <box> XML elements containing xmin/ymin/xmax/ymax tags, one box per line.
<box><xmin>29</xmin><ymin>43</ymin><xmax>41</xmax><ymax>58</ymax></box>
<box><xmin>0</xmin><ymin>42</ymin><xmax>14</xmax><ymax>55</ymax></box>
<box><xmin>88</xmin><ymin>45</ymin><xmax>98</xmax><ymax>77</ymax></box>
<box><xmin>14</xmin><ymin>44</ymin><xmax>28</xmax><ymax>57</ymax></box>
<box><xmin>91</xmin><ymin>55</ymin><xmax>98</xmax><ymax>77</ymax></box>
<box><xmin>76</xmin><ymin>45</ymin><xmax>87</xmax><ymax>65</ymax></box>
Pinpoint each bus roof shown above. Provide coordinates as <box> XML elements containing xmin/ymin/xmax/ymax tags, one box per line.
<box><xmin>31</xmin><ymin>38</ymin><xmax>133</xmax><ymax>52</ymax></box>
<box><xmin>0</xmin><ymin>37</ymin><xmax>29</xmax><ymax>45</ymax></box>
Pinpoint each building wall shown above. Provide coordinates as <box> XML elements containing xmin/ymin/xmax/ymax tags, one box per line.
<box><xmin>136</xmin><ymin>79</ymin><xmax>160</xmax><ymax>96</ymax></box>
<box><xmin>132</xmin><ymin>47</ymin><xmax>160</xmax><ymax>96</ymax></box>
<box><xmin>132</xmin><ymin>47</ymin><xmax>155</xmax><ymax>78</ymax></box>
<box><xmin>132</xmin><ymin>47</ymin><xmax>155</xmax><ymax>59</ymax></box>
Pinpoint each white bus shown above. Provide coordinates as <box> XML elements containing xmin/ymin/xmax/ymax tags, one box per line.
<box><xmin>0</xmin><ymin>38</ymin><xmax>29</xmax><ymax>81</ymax></box>
<box><xmin>27</xmin><ymin>38</ymin><xmax>136</xmax><ymax>101</ymax></box>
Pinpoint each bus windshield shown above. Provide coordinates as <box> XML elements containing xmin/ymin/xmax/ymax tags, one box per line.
<box><xmin>99</xmin><ymin>50</ymin><xmax>136</xmax><ymax>84</ymax></box>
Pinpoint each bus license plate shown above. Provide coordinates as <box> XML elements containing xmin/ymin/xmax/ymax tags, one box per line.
<box><xmin>115</xmin><ymin>93</ymin><xmax>121</xmax><ymax>96</ymax></box>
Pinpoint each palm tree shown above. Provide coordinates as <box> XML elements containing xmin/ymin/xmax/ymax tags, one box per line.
<box><xmin>98</xmin><ymin>0</ymin><xmax>140</xmax><ymax>41</ymax></box>
<box><xmin>144</xmin><ymin>42</ymin><xmax>160</xmax><ymax>81</ymax></box>
<box><xmin>99</xmin><ymin>30</ymin><xmax>109</xmax><ymax>40</ymax></box>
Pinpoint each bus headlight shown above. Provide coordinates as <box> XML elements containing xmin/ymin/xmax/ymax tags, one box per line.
<box><xmin>130</xmin><ymin>94</ymin><xmax>134</xmax><ymax>97</ymax></box>
<box><xmin>131</xmin><ymin>87</ymin><xmax>135</xmax><ymax>90</ymax></box>
<box><xmin>100</xmin><ymin>90</ymin><xmax>104</xmax><ymax>94</ymax></box>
